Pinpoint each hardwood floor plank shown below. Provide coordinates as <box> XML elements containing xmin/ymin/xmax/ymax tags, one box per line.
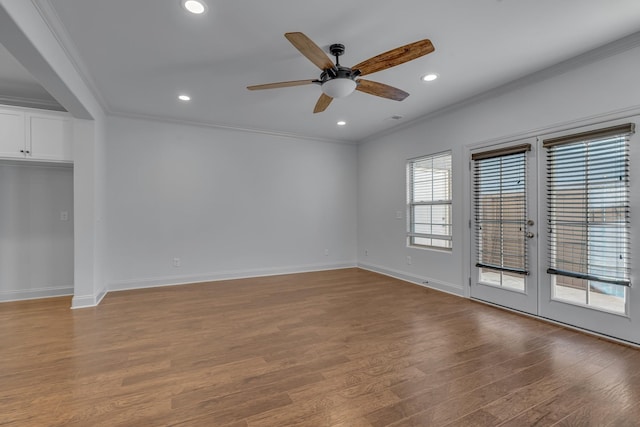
<box><xmin>289</xmin><ymin>366</ymin><xmax>425</xmax><ymax>403</ymax></box>
<box><xmin>171</xmin><ymin>372</ymin><xmax>324</xmax><ymax>411</ymax></box>
<box><xmin>497</xmin><ymin>346</ymin><xmax>640</xmax><ymax>427</ymax></box>
<box><xmin>1</xmin><ymin>268</ymin><xmax>639</xmax><ymax>426</ymax></box>
<box><xmin>604</xmin><ymin>402</ymin><xmax>640</xmax><ymax>427</ymax></box>
<box><xmin>246</xmin><ymin>389</ymin><xmax>400</xmax><ymax>427</ymax></box>
<box><xmin>445</xmin><ymin>351</ymin><xmax>609</xmax><ymax>425</ymax></box>
<box><xmin>378</xmin><ymin>361</ymin><xmax>555</xmax><ymax>426</ymax></box>
<box><xmin>171</xmin><ymin>392</ymin><xmax>293</xmax><ymax>426</ymax></box>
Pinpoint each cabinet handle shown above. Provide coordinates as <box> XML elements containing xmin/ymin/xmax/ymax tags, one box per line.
<box><xmin>25</xmin><ymin>150</ymin><xmax>30</xmax><ymax>154</ymax></box>
<box><xmin>20</xmin><ymin>149</ymin><xmax>24</xmax><ymax>153</ymax></box>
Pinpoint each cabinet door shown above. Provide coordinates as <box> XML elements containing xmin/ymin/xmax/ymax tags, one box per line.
<box><xmin>0</xmin><ymin>108</ymin><xmax>26</xmax><ymax>158</ymax></box>
<box><xmin>27</xmin><ymin>114</ymin><xmax>72</xmax><ymax>161</ymax></box>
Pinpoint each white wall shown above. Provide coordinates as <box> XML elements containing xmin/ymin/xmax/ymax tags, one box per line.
<box><xmin>357</xmin><ymin>43</ymin><xmax>640</xmax><ymax>296</ymax></box>
<box><xmin>106</xmin><ymin>117</ymin><xmax>357</xmax><ymax>290</ymax></box>
<box><xmin>0</xmin><ymin>162</ymin><xmax>74</xmax><ymax>301</ymax></box>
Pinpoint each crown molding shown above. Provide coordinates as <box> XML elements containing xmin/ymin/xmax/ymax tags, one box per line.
<box><xmin>0</xmin><ymin>94</ymin><xmax>66</xmax><ymax>111</ymax></box>
<box><xmin>107</xmin><ymin>110</ymin><xmax>358</xmax><ymax>145</ymax></box>
<box><xmin>363</xmin><ymin>30</ymin><xmax>640</xmax><ymax>144</ymax></box>
<box><xmin>30</xmin><ymin>0</ymin><xmax>111</xmax><ymax>114</ymax></box>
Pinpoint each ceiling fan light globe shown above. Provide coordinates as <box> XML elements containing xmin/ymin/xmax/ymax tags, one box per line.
<box><xmin>321</xmin><ymin>78</ymin><xmax>357</xmax><ymax>98</ymax></box>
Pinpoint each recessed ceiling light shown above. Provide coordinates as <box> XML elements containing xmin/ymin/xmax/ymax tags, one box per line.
<box><xmin>337</xmin><ymin>120</ymin><xmax>347</xmax><ymax>126</ymax></box>
<box><xmin>178</xmin><ymin>94</ymin><xmax>191</xmax><ymax>101</ymax></box>
<box><xmin>182</xmin><ymin>0</ymin><xmax>206</xmax><ymax>14</ymax></box>
<box><xmin>421</xmin><ymin>73</ymin><xmax>439</xmax><ymax>82</ymax></box>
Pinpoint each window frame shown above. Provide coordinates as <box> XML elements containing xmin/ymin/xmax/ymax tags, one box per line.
<box><xmin>406</xmin><ymin>151</ymin><xmax>453</xmax><ymax>251</ymax></box>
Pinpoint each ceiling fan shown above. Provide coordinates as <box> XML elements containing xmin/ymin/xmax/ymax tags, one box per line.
<box><xmin>247</xmin><ymin>32</ymin><xmax>435</xmax><ymax>113</ymax></box>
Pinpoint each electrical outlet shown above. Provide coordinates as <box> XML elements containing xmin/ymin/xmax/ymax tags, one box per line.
<box><xmin>406</xmin><ymin>255</ymin><xmax>412</xmax><ymax>265</ymax></box>
<box><xmin>396</xmin><ymin>211</ymin><xmax>403</xmax><ymax>219</ymax></box>
<box><xmin>324</xmin><ymin>249</ymin><xmax>329</xmax><ymax>256</ymax></box>
<box><xmin>172</xmin><ymin>257</ymin><xmax>181</xmax><ymax>267</ymax></box>
<box><xmin>365</xmin><ymin>249</ymin><xmax>368</xmax><ymax>256</ymax></box>
<box><xmin>60</xmin><ymin>211</ymin><xmax>68</xmax><ymax>221</ymax></box>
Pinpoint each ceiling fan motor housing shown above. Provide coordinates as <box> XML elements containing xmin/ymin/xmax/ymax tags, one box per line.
<box><xmin>315</xmin><ymin>43</ymin><xmax>361</xmax><ymax>98</ymax></box>
<box><xmin>320</xmin><ymin>66</ymin><xmax>360</xmax><ymax>82</ymax></box>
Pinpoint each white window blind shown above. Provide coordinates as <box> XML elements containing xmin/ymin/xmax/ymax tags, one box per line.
<box><xmin>544</xmin><ymin>123</ymin><xmax>633</xmax><ymax>287</ymax></box>
<box><xmin>407</xmin><ymin>152</ymin><xmax>452</xmax><ymax>249</ymax></box>
<box><xmin>473</xmin><ymin>144</ymin><xmax>530</xmax><ymax>275</ymax></box>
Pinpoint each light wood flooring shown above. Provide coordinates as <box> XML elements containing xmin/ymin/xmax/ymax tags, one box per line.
<box><xmin>2</xmin><ymin>268</ymin><xmax>640</xmax><ymax>426</ymax></box>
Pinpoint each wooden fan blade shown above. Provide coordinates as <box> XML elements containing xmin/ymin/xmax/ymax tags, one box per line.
<box><xmin>313</xmin><ymin>93</ymin><xmax>333</xmax><ymax>113</ymax></box>
<box><xmin>285</xmin><ymin>32</ymin><xmax>334</xmax><ymax>71</ymax></box>
<box><xmin>247</xmin><ymin>80</ymin><xmax>315</xmax><ymax>90</ymax></box>
<box><xmin>353</xmin><ymin>39</ymin><xmax>434</xmax><ymax>76</ymax></box>
<box><xmin>356</xmin><ymin>79</ymin><xmax>409</xmax><ymax>101</ymax></box>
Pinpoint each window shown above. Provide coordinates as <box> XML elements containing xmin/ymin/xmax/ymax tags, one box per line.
<box><xmin>407</xmin><ymin>152</ymin><xmax>452</xmax><ymax>250</ymax></box>
<box><xmin>544</xmin><ymin>123</ymin><xmax>634</xmax><ymax>314</ymax></box>
<box><xmin>473</xmin><ymin>144</ymin><xmax>530</xmax><ymax>291</ymax></box>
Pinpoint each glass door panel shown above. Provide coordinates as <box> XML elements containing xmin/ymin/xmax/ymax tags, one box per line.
<box><xmin>470</xmin><ymin>139</ymin><xmax>538</xmax><ymax>315</ymax></box>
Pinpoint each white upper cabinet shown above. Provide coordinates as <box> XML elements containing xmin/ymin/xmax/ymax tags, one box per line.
<box><xmin>0</xmin><ymin>105</ymin><xmax>72</xmax><ymax>162</ymax></box>
<box><xmin>0</xmin><ymin>107</ymin><xmax>26</xmax><ymax>159</ymax></box>
<box><xmin>27</xmin><ymin>113</ymin><xmax>72</xmax><ymax>161</ymax></box>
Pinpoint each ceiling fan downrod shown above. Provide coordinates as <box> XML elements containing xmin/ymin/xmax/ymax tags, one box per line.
<box><xmin>329</xmin><ymin>43</ymin><xmax>345</xmax><ymax>66</ymax></box>
<box><xmin>323</xmin><ymin>43</ymin><xmax>360</xmax><ymax>81</ymax></box>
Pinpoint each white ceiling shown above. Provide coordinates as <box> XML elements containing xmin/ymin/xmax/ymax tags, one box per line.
<box><xmin>4</xmin><ymin>0</ymin><xmax>640</xmax><ymax>142</ymax></box>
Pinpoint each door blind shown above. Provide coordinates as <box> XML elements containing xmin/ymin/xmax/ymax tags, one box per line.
<box><xmin>473</xmin><ymin>144</ymin><xmax>531</xmax><ymax>275</ymax></box>
<box><xmin>544</xmin><ymin>123</ymin><xmax>634</xmax><ymax>287</ymax></box>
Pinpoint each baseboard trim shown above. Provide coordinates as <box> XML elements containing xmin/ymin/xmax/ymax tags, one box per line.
<box><xmin>357</xmin><ymin>262</ymin><xmax>464</xmax><ymax>297</ymax></box>
<box><xmin>0</xmin><ymin>286</ymin><xmax>73</xmax><ymax>303</ymax></box>
<box><xmin>71</xmin><ymin>294</ymin><xmax>97</xmax><ymax>309</ymax></box>
<box><xmin>94</xmin><ymin>287</ymin><xmax>107</xmax><ymax>305</ymax></box>
<box><xmin>71</xmin><ymin>286</ymin><xmax>107</xmax><ymax>308</ymax></box>
<box><xmin>108</xmin><ymin>262</ymin><xmax>357</xmax><ymax>293</ymax></box>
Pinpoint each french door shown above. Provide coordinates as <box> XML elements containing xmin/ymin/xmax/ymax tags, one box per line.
<box><xmin>537</xmin><ymin>121</ymin><xmax>638</xmax><ymax>344</ymax></box>
<box><xmin>470</xmin><ymin>139</ymin><xmax>538</xmax><ymax>315</ymax></box>
<box><xmin>470</xmin><ymin>120</ymin><xmax>639</xmax><ymax>345</ymax></box>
